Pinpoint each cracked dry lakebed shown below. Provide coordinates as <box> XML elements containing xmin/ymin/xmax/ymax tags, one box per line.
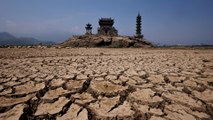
<box><xmin>0</xmin><ymin>48</ymin><xmax>213</xmax><ymax>120</ymax></box>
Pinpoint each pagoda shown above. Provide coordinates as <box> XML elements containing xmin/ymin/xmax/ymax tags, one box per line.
<box><xmin>85</xmin><ymin>23</ymin><xmax>92</xmax><ymax>35</ymax></box>
<box><xmin>136</xmin><ymin>13</ymin><xmax>143</xmax><ymax>38</ymax></box>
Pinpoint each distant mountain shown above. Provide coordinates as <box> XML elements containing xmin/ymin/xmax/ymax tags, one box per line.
<box><xmin>17</xmin><ymin>37</ymin><xmax>40</xmax><ymax>45</ymax></box>
<box><xmin>41</xmin><ymin>41</ymin><xmax>56</xmax><ymax>45</ymax></box>
<box><xmin>0</xmin><ymin>32</ymin><xmax>55</xmax><ymax>46</ymax></box>
<box><xmin>0</xmin><ymin>32</ymin><xmax>16</xmax><ymax>40</ymax></box>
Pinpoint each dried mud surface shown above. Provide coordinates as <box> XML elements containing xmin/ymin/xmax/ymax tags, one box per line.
<box><xmin>0</xmin><ymin>48</ymin><xmax>212</xmax><ymax>120</ymax></box>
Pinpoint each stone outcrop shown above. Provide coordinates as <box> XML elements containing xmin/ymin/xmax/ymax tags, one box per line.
<box><xmin>60</xmin><ymin>35</ymin><xmax>152</xmax><ymax>48</ymax></box>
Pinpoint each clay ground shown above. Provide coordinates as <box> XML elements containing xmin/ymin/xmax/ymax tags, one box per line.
<box><xmin>0</xmin><ymin>48</ymin><xmax>212</xmax><ymax>120</ymax></box>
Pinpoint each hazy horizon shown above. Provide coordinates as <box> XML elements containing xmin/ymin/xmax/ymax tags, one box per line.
<box><xmin>0</xmin><ymin>0</ymin><xmax>213</xmax><ymax>45</ymax></box>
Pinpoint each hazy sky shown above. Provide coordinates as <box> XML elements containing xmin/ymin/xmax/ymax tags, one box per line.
<box><xmin>0</xmin><ymin>0</ymin><xmax>213</xmax><ymax>45</ymax></box>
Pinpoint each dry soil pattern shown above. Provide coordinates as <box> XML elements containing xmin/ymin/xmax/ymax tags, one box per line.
<box><xmin>0</xmin><ymin>48</ymin><xmax>212</xmax><ymax>120</ymax></box>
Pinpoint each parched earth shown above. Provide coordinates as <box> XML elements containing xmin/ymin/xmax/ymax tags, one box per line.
<box><xmin>0</xmin><ymin>48</ymin><xmax>212</xmax><ymax>120</ymax></box>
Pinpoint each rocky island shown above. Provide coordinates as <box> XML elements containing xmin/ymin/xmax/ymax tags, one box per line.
<box><xmin>60</xmin><ymin>14</ymin><xmax>153</xmax><ymax>48</ymax></box>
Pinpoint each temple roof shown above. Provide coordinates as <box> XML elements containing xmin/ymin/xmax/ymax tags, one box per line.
<box><xmin>85</xmin><ymin>23</ymin><xmax>92</xmax><ymax>29</ymax></box>
<box><xmin>99</xmin><ymin>18</ymin><xmax>114</xmax><ymax>21</ymax></box>
<box><xmin>99</xmin><ymin>18</ymin><xmax>114</xmax><ymax>26</ymax></box>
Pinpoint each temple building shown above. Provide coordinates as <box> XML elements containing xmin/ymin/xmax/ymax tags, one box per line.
<box><xmin>85</xmin><ymin>23</ymin><xmax>92</xmax><ymax>35</ymax></box>
<box><xmin>97</xmin><ymin>18</ymin><xmax>118</xmax><ymax>36</ymax></box>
